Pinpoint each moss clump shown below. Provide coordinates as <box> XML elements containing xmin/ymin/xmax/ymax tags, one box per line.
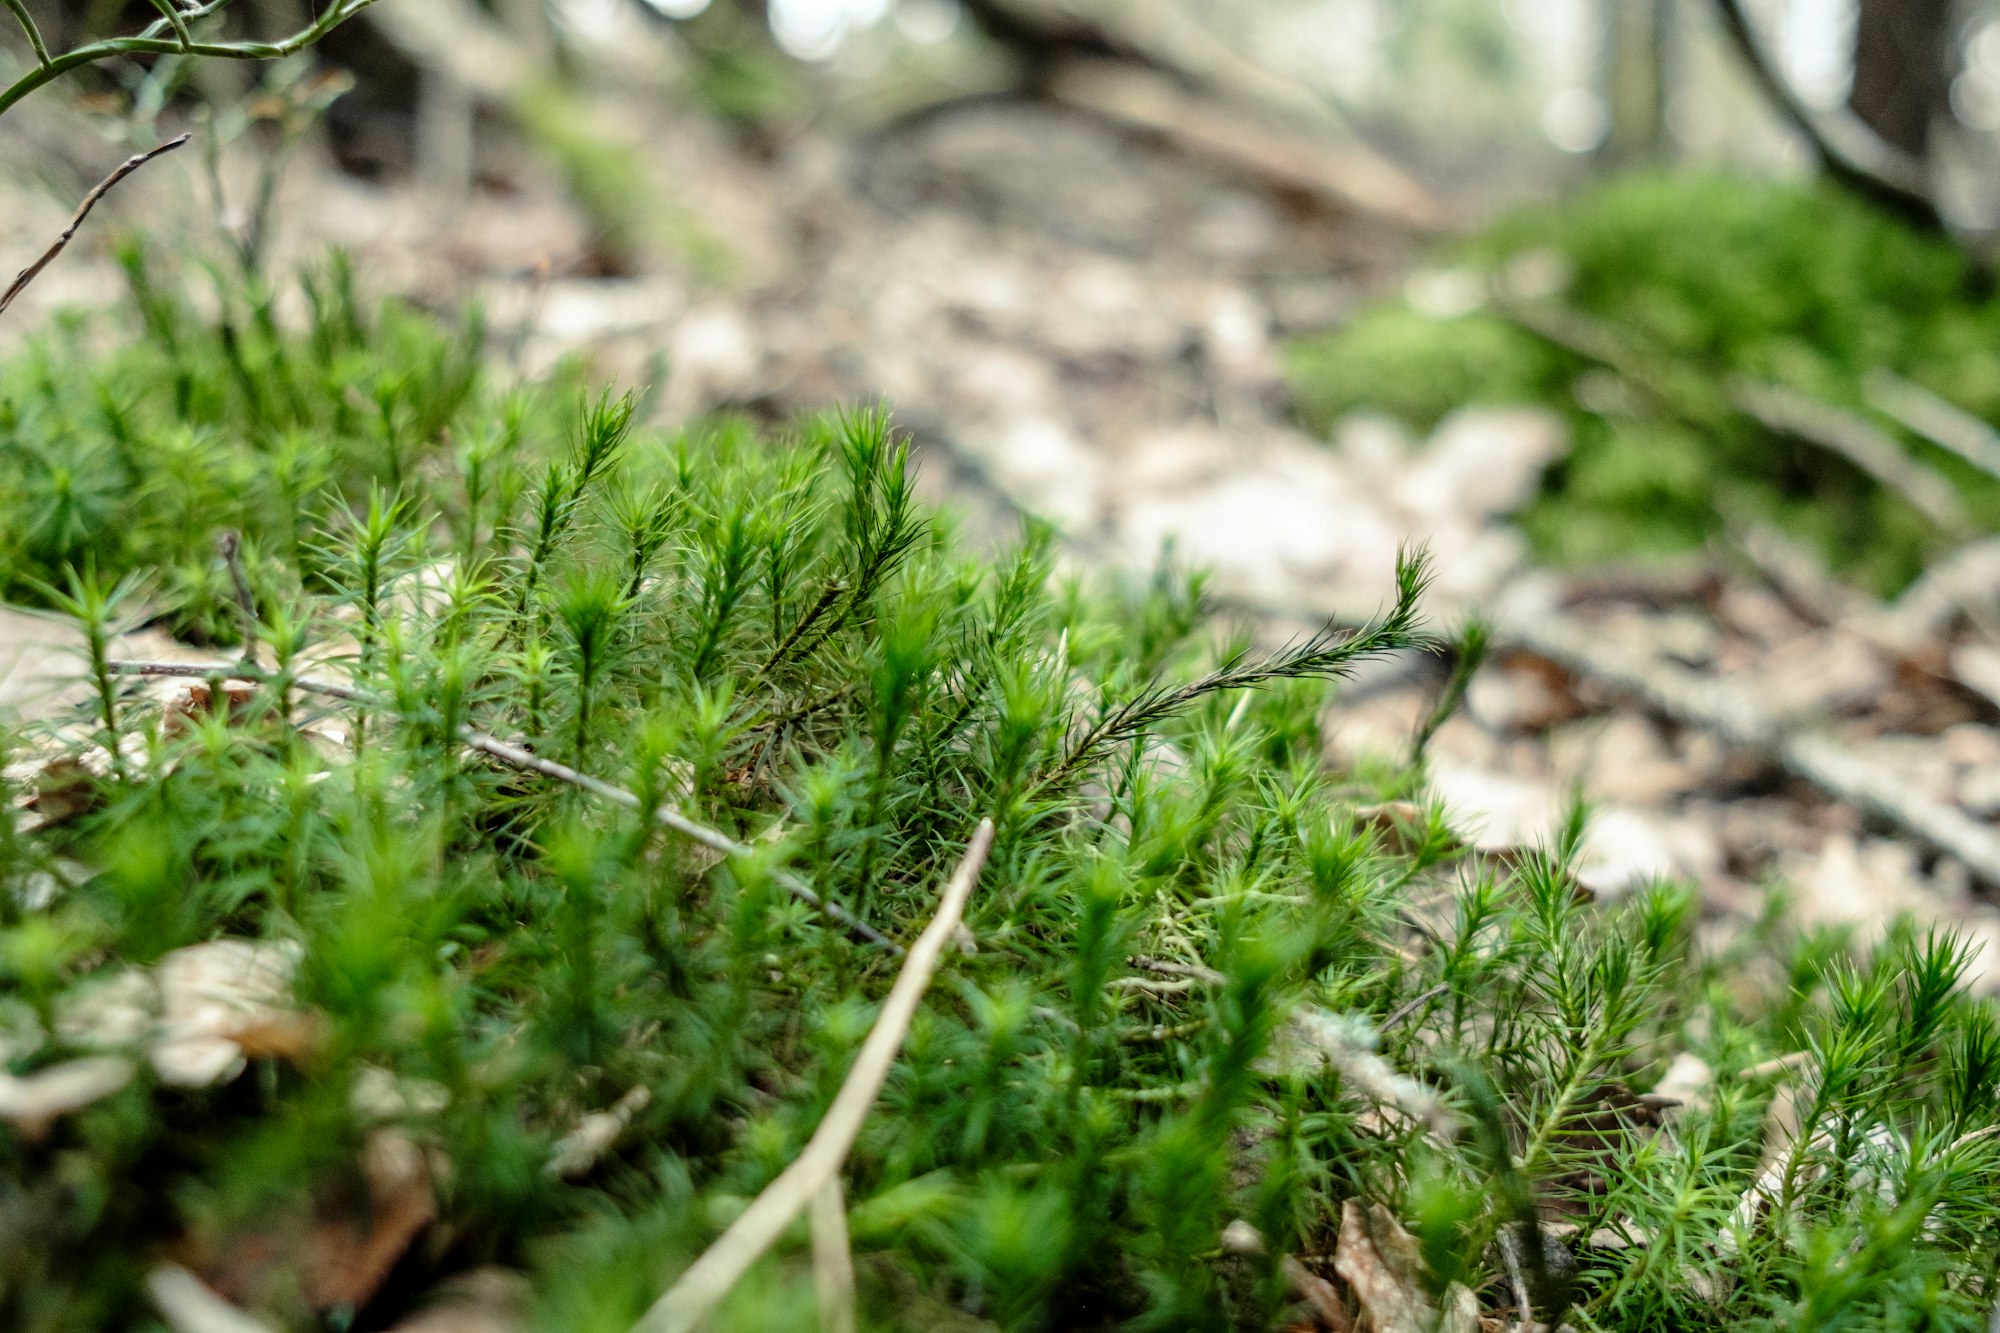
<box><xmin>3</xmin><ymin>268</ymin><xmax>2000</xmax><ymax>1331</ymax></box>
<box><xmin>1287</xmin><ymin>171</ymin><xmax>2000</xmax><ymax>593</ymax></box>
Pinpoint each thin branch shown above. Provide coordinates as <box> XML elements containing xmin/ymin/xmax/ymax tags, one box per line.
<box><xmin>216</xmin><ymin>531</ymin><xmax>261</xmax><ymax>670</ymax></box>
<box><xmin>1707</xmin><ymin>0</ymin><xmax>1943</xmax><ymax>230</ymax></box>
<box><xmin>0</xmin><ymin>135</ymin><xmax>190</xmax><ymax>320</ymax></box>
<box><xmin>1500</xmin><ymin>612</ymin><xmax>2000</xmax><ymax>888</ymax></box>
<box><xmin>630</xmin><ymin>819</ymin><xmax>997</xmax><ymax>1333</ymax></box>
<box><xmin>1865</xmin><ymin>369</ymin><xmax>2000</xmax><ymax>485</ymax></box>
<box><xmin>810</xmin><ymin>1178</ymin><xmax>858</xmax><ymax>1333</ymax></box>
<box><xmin>1731</xmin><ymin>379</ymin><xmax>1967</xmax><ymax>534</ymax></box>
<box><xmin>105</xmin><ymin>658</ymin><xmax>901</xmax><ymax>952</ymax></box>
<box><xmin>1502</xmin><ymin>300</ymin><xmax>1970</xmax><ymax>534</ymax></box>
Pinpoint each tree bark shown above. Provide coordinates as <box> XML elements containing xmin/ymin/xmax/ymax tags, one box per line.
<box><xmin>1849</xmin><ymin>0</ymin><xmax>1952</xmax><ymax>159</ymax></box>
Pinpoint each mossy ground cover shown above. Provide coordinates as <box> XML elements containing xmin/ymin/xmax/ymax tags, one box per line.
<box><xmin>1286</xmin><ymin>171</ymin><xmax>2000</xmax><ymax>595</ymax></box>
<box><xmin>2</xmin><ymin>257</ymin><xmax>2000</xmax><ymax>1332</ymax></box>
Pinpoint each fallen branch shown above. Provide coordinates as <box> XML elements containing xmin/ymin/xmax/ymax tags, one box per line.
<box><xmin>1502</xmin><ymin>301</ymin><xmax>1970</xmax><ymax>535</ymax></box>
<box><xmin>1045</xmin><ymin>58</ymin><xmax>1446</xmax><ymax>229</ymax></box>
<box><xmin>1730</xmin><ymin>379</ymin><xmax>1967</xmax><ymax>533</ymax></box>
<box><xmin>810</xmin><ymin>1178</ymin><xmax>858</xmax><ymax>1333</ymax></box>
<box><xmin>1865</xmin><ymin>369</ymin><xmax>2000</xmax><ymax>485</ymax></box>
<box><xmin>1707</xmin><ymin>0</ymin><xmax>1943</xmax><ymax>230</ymax></box>
<box><xmin>1500</xmin><ymin>613</ymin><xmax>2000</xmax><ymax>888</ymax></box>
<box><xmin>630</xmin><ymin>819</ymin><xmax>997</xmax><ymax>1333</ymax></box>
<box><xmin>1</xmin><ymin>135</ymin><xmax>190</xmax><ymax>319</ymax></box>
<box><xmin>106</xmin><ymin>659</ymin><xmax>899</xmax><ymax>952</ymax></box>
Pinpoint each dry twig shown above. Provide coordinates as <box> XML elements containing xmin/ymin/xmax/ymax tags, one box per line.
<box><xmin>1</xmin><ymin>135</ymin><xmax>190</xmax><ymax>319</ymax></box>
<box><xmin>810</xmin><ymin>1178</ymin><xmax>858</xmax><ymax>1333</ymax></box>
<box><xmin>1499</xmin><ymin>613</ymin><xmax>2000</xmax><ymax>887</ymax></box>
<box><xmin>630</xmin><ymin>819</ymin><xmax>997</xmax><ymax>1333</ymax></box>
<box><xmin>1865</xmin><ymin>369</ymin><xmax>2000</xmax><ymax>484</ymax></box>
<box><xmin>105</xmin><ymin>659</ymin><xmax>900</xmax><ymax>951</ymax></box>
<box><xmin>1730</xmin><ymin>379</ymin><xmax>1967</xmax><ymax>533</ymax></box>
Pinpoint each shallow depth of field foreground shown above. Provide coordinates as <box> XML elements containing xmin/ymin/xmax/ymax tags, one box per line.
<box><xmin>9</xmin><ymin>3</ymin><xmax>2000</xmax><ymax>1331</ymax></box>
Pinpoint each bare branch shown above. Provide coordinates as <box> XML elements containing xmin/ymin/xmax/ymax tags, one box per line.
<box><xmin>0</xmin><ymin>135</ymin><xmax>190</xmax><ymax>320</ymax></box>
<box><xmin>104</xmin><ymin>658</ymin><xmax>902</xmax><ymax>952</ymax></box>
<box><xmin>630</xmin><ymin>820</ymin><xmax>997</xmax><ymax>1333</ymax></box>
<box><xmin>1500</xmin><ymin>612</ymin><xmax>2000</xmax><ymax>888</ymax></box>
<box><xmin>1707</xmin><ymin>0</ymin><xmax>1943</xmax><ymax>229</ymax></box>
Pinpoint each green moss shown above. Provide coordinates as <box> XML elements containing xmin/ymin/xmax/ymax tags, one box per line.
<box><xmin>3</xmin><ymin>263</ymin><xmax>1999</xmax><ymax>1331</ymax></box>
<box><xmin>1287</xmin><ymin>306</ymin><xmax>1560</xmax><ymax>437</ymax></box>
<box><xmin>1286</xmin><ymin>170</ymin><xmax>2000</xmax><ymax>593</ymax></box>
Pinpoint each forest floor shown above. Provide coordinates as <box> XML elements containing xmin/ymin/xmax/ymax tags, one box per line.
<box><xmin>8</xmin><ymin>72</ymin><xmax>2000</xmax><ymax>995</ymax></box>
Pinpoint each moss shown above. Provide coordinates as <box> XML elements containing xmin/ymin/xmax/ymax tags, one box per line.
<box><xmin>2</xmin><ymin>260</ymin><xmax>1999</xmax><ymax>1331</ymax></box>
<box><xmin>1286</xmin><ymin>170</ymin><xmax>2000</xmax><ymax>594</ymax></box>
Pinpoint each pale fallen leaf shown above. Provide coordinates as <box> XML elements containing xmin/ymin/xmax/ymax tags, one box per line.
<box><xmin>384</xmin><ymin>1268</ymin><xmax>532</xmax><ymax>1333</ymax></box>
<box><xmin>147</xmin><ymin>1263</ymin><xmax>279</xmax><ymax>1333</ymax></box>
<box><xmin>303</xmin><ymin>1129</ymin><xmax>440</xmax><ymax>1312</ymax></box>
<box><xmin>152</xmin><ymin>939</ymin><xmax>305</xmax><ymax>1088</ymax></box>
<box><xmin>0</xmin><ymin>1055</ymin><xmax>136</xmax><ymax>1138</ymax></box>
<box><xmin>352</xmin><ymin>1065</ymin><xmax>453</xmax><ymax>1121</ymax></box>
<box><xmin>1650</xmin><ymin>1052</ymin><xmax>1714</xmax><ymax>1116</ymax></box>
<box><xmin>1331</xmin><ymin>1200</ymin><xmax>1476</xmax><ymax>1333</ymax></box>
<box><xmin>1262</xmin><ymin>1010</ymin><xmax>1454</xmax><ymax>1134</ymax></box>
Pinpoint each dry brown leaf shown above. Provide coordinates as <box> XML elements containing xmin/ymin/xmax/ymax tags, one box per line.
<box><xmin>1331</xmin><ymin>1200</ymin><xmax>1476</xmax><ymax>1333</ymax></box>
<box><xmin>301</xmin><ymin>1129</ymin><xmax>440</xmax><ymax>1312</ymax></box>
<box><xmin>152</xmin><ymin>939</ymin><xmax>305</xmax><ymax>1087</ymax></box>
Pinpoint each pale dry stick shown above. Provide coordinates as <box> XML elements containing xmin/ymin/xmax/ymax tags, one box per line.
<box><xmin>1730</xmin><ymin>379</ymin><xmax>1968</xmax><ymax>533</ymax></box>
<box><xmin>105</xmin><ymin>659</ymin><xmax>899</xmax><ymax>951</ymax></box>
<box><xmin>146</xmin><ymin>1263</ymin><xmax>278</xmax><ymax>1333</ymax></box>
<box><xmin>810</xmin><ymin>1178</ymin><xmax>858</xmax><ymax>1333</ymax></box>
<box><xmin>1500</xmin><ymin>613</ymin><xmax>2000</xmax><ymax>887</ymax></box>
<box><xmin>1866</xmin><ymin>369</ymin><xmax>2000</xmax><ymax>484</ymax></box>
<box><xmin>0</xmin><ymin>135</ymin><xmax>190</xmax><ymax>319</ymax></box>
<box><xmin>631</xmin><ymin>819</ymin><xmax>997</xmax><ymax>1333</ymax></box>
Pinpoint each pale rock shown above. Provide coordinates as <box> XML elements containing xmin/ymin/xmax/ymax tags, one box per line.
<box><xmin>1651</xmin><ymin>1051</ymin><xmax>1714</xmax><ymax>1113</ymax></box>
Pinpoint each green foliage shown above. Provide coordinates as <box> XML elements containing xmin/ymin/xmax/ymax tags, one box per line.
<box><xmin>1286</xmin><ymin>307</ymin><xmax>1561</xmax><ymax>436</ymax></box>
<box><xmin>2</xmin><ymin>267</ymin><xmax>1999</xmax><ymax>1332</ymax></box>
<box><xmin>1286</xmin><ymin>171</ymin><xmax>2000</xmax><ymax>593</ymax></box>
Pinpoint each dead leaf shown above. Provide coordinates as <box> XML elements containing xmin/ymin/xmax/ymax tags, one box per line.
<box><xmin>1348</xmin><ymin>802</ymin><xmax>1455</xmax><ymax>856</ymax></box>
<box><xmin>1331</xmin><ymin>1200</ymin><xmax>1476</xmax><ymax>1333</ymax></box>
<box><xmin>383</xmin><ymin>1268</ymin><xmax>531</xmax><ymax>1333</ymax></box>
<box><xmin>146</xmin><ymin>1263</ymin><xmax>280</xmax><ymax>1333</ymax></box>
<box><xmin>152</xmin><ymin>939</ymin><xmax>305</xmax><ymax>1087</ymax></box>
<box><xmin>1650</xmin><ymin>1052</ymin><xmax>1713</xmax><ymax>1116</ymax></box>
<box><xmin>0</xmin><ymin>1055</ymin><xmax>136</xmax><ymax>1139</ymax></box>
<box><xmin>302</xmin><ymin>1128</ymin><xmax>440</xmax><ymax>1312</ymax></box>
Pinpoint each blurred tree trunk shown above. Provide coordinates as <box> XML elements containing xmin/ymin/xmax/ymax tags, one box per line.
<box><xmin>1849</xmin><ymin>0</ymin><xmax>1951</xmax><ymax>158</ymax></box>
<box><xmin>1602</xmin><ymin>0</ymin><xmax>1673</xmax><ymax>161</ymax></box>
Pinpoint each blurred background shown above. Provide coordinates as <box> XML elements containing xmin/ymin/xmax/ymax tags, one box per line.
<box><xmin>15</xmin><ymin>0</ymin><xmax>2000</xmax><ymax>965</ymax></box>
